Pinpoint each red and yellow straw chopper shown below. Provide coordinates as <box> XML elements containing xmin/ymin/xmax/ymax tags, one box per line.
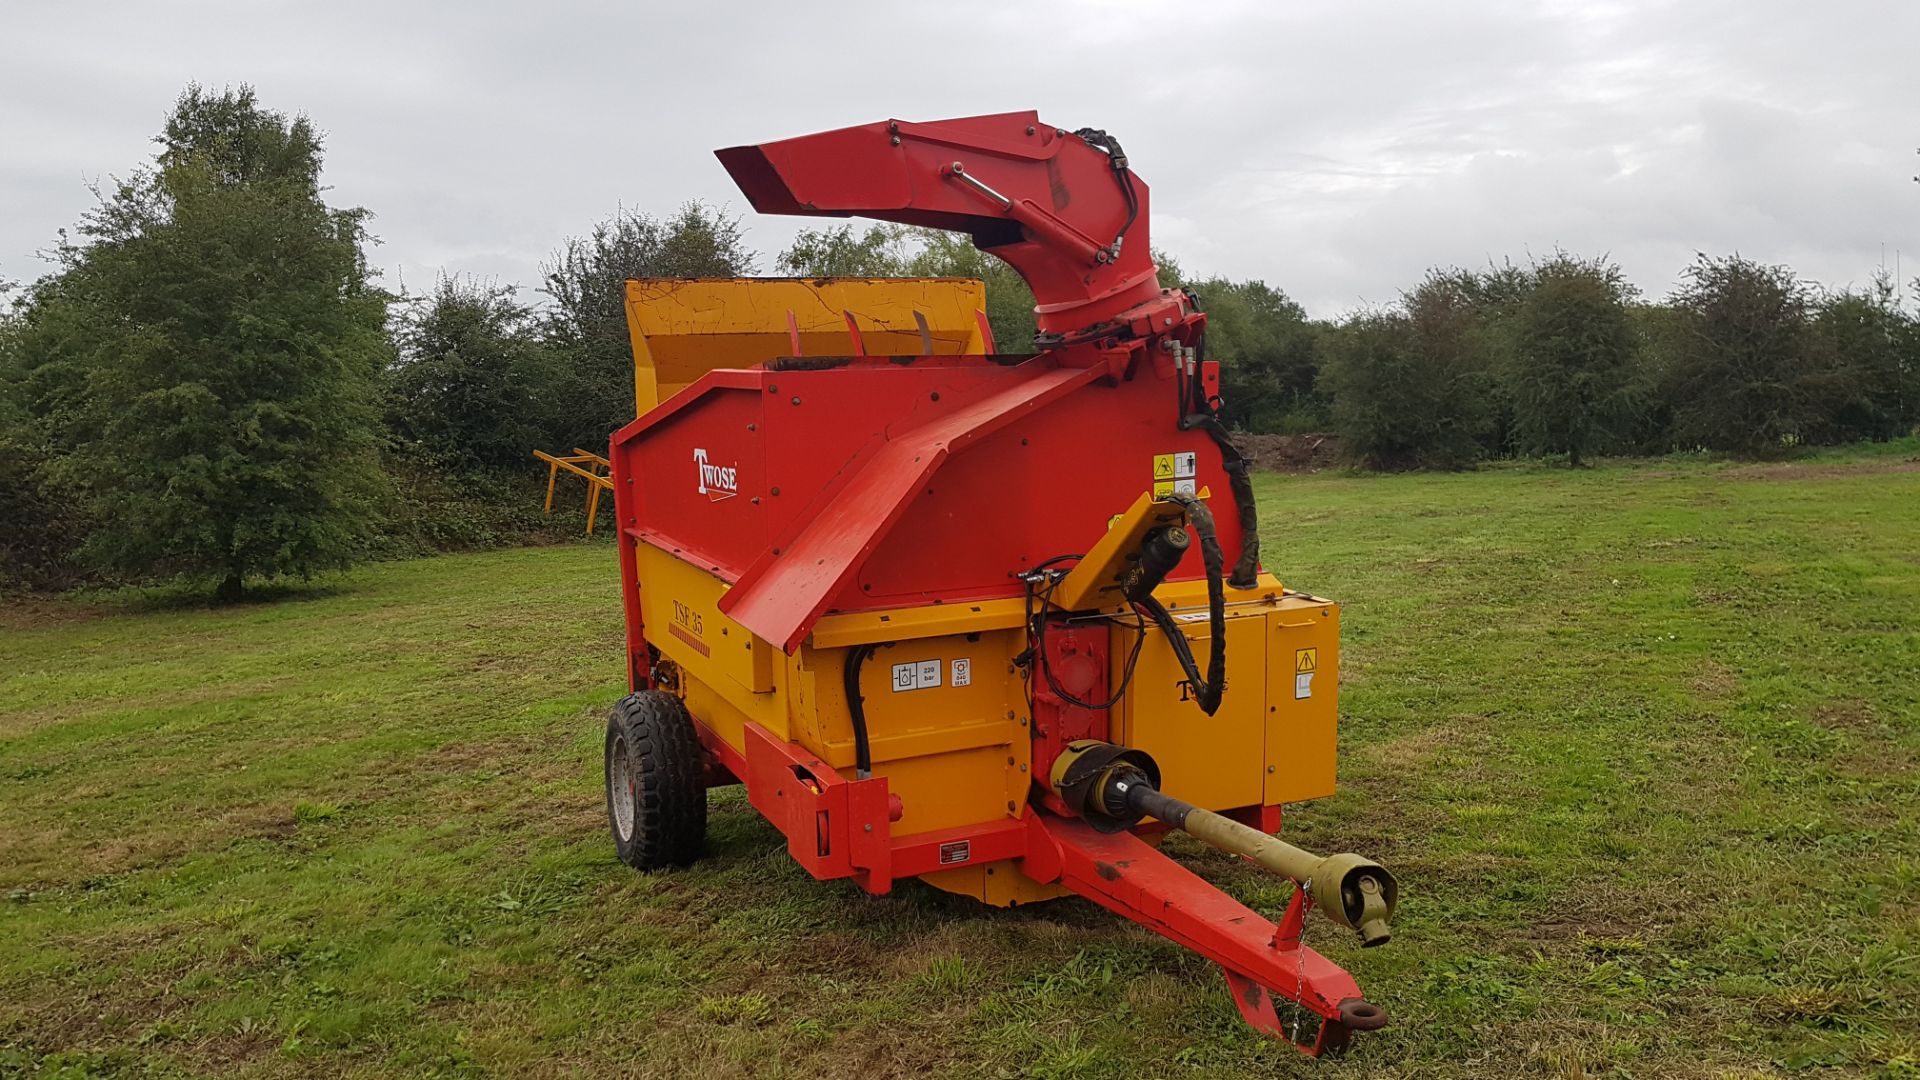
<box><xmin>600</xmin><ymin>111</ymin><xmax>1397</xmax><ymax>1055</ymax></box>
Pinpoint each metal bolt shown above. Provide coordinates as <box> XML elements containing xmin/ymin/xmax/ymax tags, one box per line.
<box><xmin>791</xmin><ymin>396</ymin><xmax>801</xmax><ymax>406</ymax></box>
<box><xmin>890</xmin><ymin>135</ymin><xmax>900</xmax><ymax>146</ymax></box>
<box><xmin>1267</xmin><ymin>765</ymin><xmax>1277</xmax><ymax>774</ymax></box>
<box><xmin>1020</xmin><ymin>763</ymin><xmax>1028</xmax><ymax>773</ymax></box>
<box><xmin>1026</xmin><ymin>125</ymin><xmax>1036</xmax><ymax>135</ymax></box>
<box><xmin>864</xmin><ymin>823</ymin><xmax>873</xmax><ymax>832</ymax></box>
<box><xmin>747</xmin><ymin>423</ymin><xmax>757</xmax><ymax>431</ymax></box>
<box><xmin>771</xmin><ymin>487</ymin><xmax>780</xmax><ymax>496</ymax></box>
<box><xmin>1055</xmin><ymin>128</ymin><xmax>1066</xmax><ymax>137</ymax></box>
<box><xmin>930</xmin><ymin>391</ymin><xmax>940</xmax><ymax>402</ymax></box>
<box><xmin>751</xmin><ymin>497</ymin><xmax>761</xmax><ymax>505</ymax></box>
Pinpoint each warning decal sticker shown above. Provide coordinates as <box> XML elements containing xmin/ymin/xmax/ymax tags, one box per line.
<box><xmin>1151</xmin><ymin>450</ymin><xmax>1200</xmax><ymax>499</ymax></box>
<box><xmin>892</xmin><ymin>659</ymin><xmax>944</xmax><ymax>692</ymax></box>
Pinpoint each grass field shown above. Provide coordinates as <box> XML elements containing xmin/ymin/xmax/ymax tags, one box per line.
<box><xmin>3</xmin><ymin>445</ymin><xmax>1917</xmax><ymax>1079</ymax></box>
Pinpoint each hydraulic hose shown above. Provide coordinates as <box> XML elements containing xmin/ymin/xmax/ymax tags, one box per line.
<box><xmin>1142</xmin><ymin>492</ymin><xmax>1228</xmax><ymax>715</ymax></box>
<box><xmin>842</xmin><ymin>643</ymin><xmax>877</xmax><ymax>779</ymax></box>
<box><xmin>1177</xmin><ymin>291</ymin><xmax>1261</xmax><ymax>590</ymax></box>
<box><xmin>1184</xmin><ymin>412</ymin><xmax>1261</xmax><ymax>590</ymax></box>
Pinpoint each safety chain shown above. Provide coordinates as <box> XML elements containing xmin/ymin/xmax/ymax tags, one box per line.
<box><xmin>1292</xmin><ymin>882</ymin><xmax>1315</xmax><ymax>1046</ymax></box>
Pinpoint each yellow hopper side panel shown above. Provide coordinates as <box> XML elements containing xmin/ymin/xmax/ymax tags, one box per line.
<box><xmin>624</xmin><ymin>277</ymin><xmax>991</xmax><ymax>413</ymax></box>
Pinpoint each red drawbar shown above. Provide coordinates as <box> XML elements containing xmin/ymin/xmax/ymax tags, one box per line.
<box><xmin>698</xmin><ymin>719</ymin><xmax>1372</xmax><ymax>1055</ymax></box>
<box><xmin>1023</xmin><ymin>815</ymin><xmax>1371</xmax><ymax>1055</ymax></box>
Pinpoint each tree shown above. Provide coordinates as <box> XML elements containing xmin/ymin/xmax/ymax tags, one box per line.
<box><xmin>11</xmin><ymin>85</ymin><xmax>391</xmax><ymax>601</ymax></box>
<box><xmin>386</xmin><ymin>277</ymin><xmax>559</xmax><ymax>471</ymax></box>
<box><xmin>540</xmin><ymin>203</ymin><xmax>754</xmax><ymax>449</ymax></box>
<box><xmin>1189</xmin><ymin>277</ymin><xmax>1323</xmax><ymax>432</ymax></box>
<box><xmin>1504</xmin><ymin>253</ymin><xmax>1639</xmax><ymax>466</ymax></box>
<box><xmin>1664</xmin><ymin>254</ymin><xmax>1817</xmax><ymax>454</ymax></box>
<box><xmin>0</xmin><ymin>303</ymin><xmax>90</xmax><ymax>590</ymax></box>
<box><xmin>774</xmin><ymin>223</ymin><xmax>911</xmax><ymax>277</ymax></box>
<box><xmin>1804</xmin><ymin>272</ymin><xmax>1916</xmax><ymax>443</ymax></box>
<box><xmin>1316</xmin><ymin>268</ymin><xmax>1506</xmax><ymax>469</ymax></box>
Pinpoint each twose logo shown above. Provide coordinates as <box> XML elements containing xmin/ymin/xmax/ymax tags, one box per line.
<box><xmin>693</xmin><ymin>448</ymin><xmax>738</xmax><ymax>502</ymax></box>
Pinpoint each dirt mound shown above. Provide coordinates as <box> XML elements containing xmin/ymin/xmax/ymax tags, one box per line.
<box><xmin>1232</xmin><ymin>432</ymin><xmax>1343</xmax><ymax>473</ymax></box>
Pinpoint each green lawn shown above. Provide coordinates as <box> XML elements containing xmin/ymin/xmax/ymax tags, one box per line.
<box><xmin>3</xmin><ymin>446</ymin><xmax>1917</xmax><ymax>1079</ymax></box>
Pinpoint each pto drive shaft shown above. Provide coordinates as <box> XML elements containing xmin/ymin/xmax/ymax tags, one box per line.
<box><xmin>1051</xmin><ymin>741</ymin><xmax>1397</xmax><ymax>945</ymax></box>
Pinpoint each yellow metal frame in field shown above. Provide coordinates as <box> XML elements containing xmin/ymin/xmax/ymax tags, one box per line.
<box><xmin>532</xmin><ymin>448</ymin><xmax>614</xmax><ymax>536</ymax></box>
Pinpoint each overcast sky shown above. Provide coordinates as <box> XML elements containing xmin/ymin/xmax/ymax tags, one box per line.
<box><xmin>3</xmin><ymin>1</ymin><xmax>1916</xmax><ymax>317</ymax></box>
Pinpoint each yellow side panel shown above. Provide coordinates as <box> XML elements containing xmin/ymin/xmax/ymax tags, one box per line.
<box><xmin>920</xmin><ymin>861</ymin><xmax>1072</xmax><ymax>907</ymax></box>
<box><xmin>796</xmin><ymin>631</ymin><xmax>1027</xmax><ymax>836</ymax></box>
<box><xmin>1265</xmin><ymin>597</ymin><xmax>1340</xmax><ymax>804</ymax></box>
<box><xmin>1112</xmin><ymin>606</ymin><xmax>1270</xmax><ymax>812</ymax></box>
<box><xmin>633</xmin><ymin>544</ymin><xmax>785</xmax><ymax>749</ymax></box>
<box><xmin>625</xmin><ymin>277</ymin><xmax>991</xmax><ymax>413</ymax></box>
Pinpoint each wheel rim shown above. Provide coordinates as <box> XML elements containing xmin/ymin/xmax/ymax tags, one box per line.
<box><xmin>610</xmin><ymin>734</ymin><xmax>635</xmax><ymax>842</ymax></box>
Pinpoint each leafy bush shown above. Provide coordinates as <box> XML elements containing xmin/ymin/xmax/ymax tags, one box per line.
<box><xmin>387</xmin><ymin>277</ymin><xmax>562</xmax><ymax>471</ymax></box>
<box><xmin>1662</xmin><ymin>254</ymin><xmax>1818</xmax><ymax>455</ymax></box>
<box><xmin>541</xmin><ymin>203</ymin><xmax>755</xmax><ymax>451</ymax></box>
<box><xmin>1504</xmin><ymin>254</ymin><xmax>1640</xmax><ymax>466</ymax></box>
<box><xmin>1804</xmin><ymin>274</ymin><xmax>1917</xmax><ymax>444</ymax></box>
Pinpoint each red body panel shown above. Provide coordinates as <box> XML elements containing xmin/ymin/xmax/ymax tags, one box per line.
<box><xmin>611</xmin><ymin>349</ymin><xmax>1248</xmax><ymax>654</ymax></box>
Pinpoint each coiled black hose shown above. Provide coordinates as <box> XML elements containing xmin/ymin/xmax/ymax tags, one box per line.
<box><xmin>1138</xmin><ymin>493</ymin><xmax>1229</xmax><ymax>715</ymax></box>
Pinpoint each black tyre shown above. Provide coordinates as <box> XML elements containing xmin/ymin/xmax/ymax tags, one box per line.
<box><xmin>604</xmin><ymin>690</ymin><xmax>706</xmax><ymax>870</ymax></box>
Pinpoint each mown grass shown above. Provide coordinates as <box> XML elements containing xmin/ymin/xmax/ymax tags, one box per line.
<box><xmin>2</xmin><ymin>444</ymin><xmax>1917</xmax><ymax>1079</ymax></box>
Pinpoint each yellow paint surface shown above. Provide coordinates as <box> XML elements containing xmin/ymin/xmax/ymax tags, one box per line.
<box><xmin>625</xmin><ymin>277</ymin><xmax>990</xmax><ymax>413</ymax></box>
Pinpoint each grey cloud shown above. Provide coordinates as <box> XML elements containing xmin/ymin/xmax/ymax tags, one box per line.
<box><xmin>2</xmin><ymin>0</ymin><xmax>1914</xmax><ymax>316</ymax></box>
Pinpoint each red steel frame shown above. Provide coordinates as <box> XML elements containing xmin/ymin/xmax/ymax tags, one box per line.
<box><xmin>691</xmin><ymin>721</ymin><xmax>1373</xmax><ymax>1053</ymax></box>
<box><xmin>609</xmin><ymin>111</ymin><xmax>1381</xmax><ymax>1054</ymax></box>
